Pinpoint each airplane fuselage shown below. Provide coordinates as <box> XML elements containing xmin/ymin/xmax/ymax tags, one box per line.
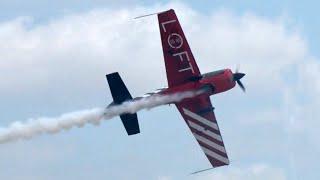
<box><xmin>159</xmin><ymin>68</ymin><xmax>236</xmax><ymax>98</ymax></box>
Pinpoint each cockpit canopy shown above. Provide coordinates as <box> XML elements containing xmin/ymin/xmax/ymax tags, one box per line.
<box><xmin>202</xmin><ymin>69</ymin><xmax>225</xmax><ymax>78</ymax></box>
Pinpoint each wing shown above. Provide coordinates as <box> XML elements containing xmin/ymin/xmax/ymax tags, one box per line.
<box><xmin>158</xmin><ymin>9</ymin><xmax>201</xmax><ymax>87</ymax></box>
<box><xmin>175</xmin><ymin>94</ymin><xmax>229</xmax><ymax>167</ymax></box>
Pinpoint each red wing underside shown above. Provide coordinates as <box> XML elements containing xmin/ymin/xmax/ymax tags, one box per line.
<box><xmin>176</xmin><ymin>94</ymin><xmax>229</xmax><ymax>167</ymax></box>
<box><xmin>158</xmin><ymin>9</ymin><xmax>201</xmax><ymax>87</ymax></box>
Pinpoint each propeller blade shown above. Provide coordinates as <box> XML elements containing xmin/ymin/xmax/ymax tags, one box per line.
<box><xmin>233</xmin><ymin>73</ymin><xmax>245</xmax><ymax>81</ymax></box>
<box><xmin>236</xmin><ymin>80</ymin><xmax>246</xmax><ymax>92</ymax></box>
<box><xmin>233</xmin><ymin>65</ymin><xmax>246</xmax><ymax>92</ymax></box>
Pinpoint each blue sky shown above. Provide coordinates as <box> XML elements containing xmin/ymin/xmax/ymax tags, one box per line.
<box><xmin>0</xmin><ymin>1</ymin><xmax>319</xmax><ymax>180</ymax></box>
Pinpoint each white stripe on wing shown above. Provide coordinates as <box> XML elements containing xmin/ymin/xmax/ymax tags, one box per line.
<box><xmin>188</xmin><ymin>120</ymin><xmax>223</xmax><ymax>142</ymax></box>
<box><xmin>183</xmin><ymin>108</ymin><xmax>218</xmax><ymax>130</ymax></box>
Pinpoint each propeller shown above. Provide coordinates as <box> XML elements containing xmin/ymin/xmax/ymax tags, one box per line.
<box><xmin>233</xmin><ymin>65</ymin><xmax>246</xmax><ymax>92</ymax></box>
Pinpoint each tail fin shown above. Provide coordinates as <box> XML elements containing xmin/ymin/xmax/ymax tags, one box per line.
<box><xmin>106</xmin><ymin>72</ymin><xmax>140</xmax><ymax>135</ymax></box>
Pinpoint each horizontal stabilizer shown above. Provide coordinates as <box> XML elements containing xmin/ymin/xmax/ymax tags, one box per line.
<box><xmin>106</xmin><ymin>72</ymin><xmax>140</xmax><ymax>135</ymax></box>
<box><xmin>120</xmin><ymin>113</ymin><xmax>140</xmax><ymax>135</ymax></box>
<box><xmin>106</xmin><ymin>72</ymin><xmax>133</xmax><ymax>104</ymax></box>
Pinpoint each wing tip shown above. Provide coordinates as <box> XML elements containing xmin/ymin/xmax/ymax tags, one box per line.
<box><xmin>134</xmin><ymin>9</ymin><xmax>174</xmax><ymax>19</ymax></box>
<box><xmin>106</xmin><ymin>72</ymin><xmax>119</xmax><ymax>78</ymax></box>
<box><xmin>190</xmin><ymin>167</ymin><xmax>215</xmax><ymax>175</ymax></box>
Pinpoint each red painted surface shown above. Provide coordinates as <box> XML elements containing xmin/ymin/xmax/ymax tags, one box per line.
<box><xmin>161</xmin><ymin>68</ymin><xmax>236</xmax><ymax>96</ymax></box>
<box><xmin>158</xmin><ymin>9</ymin><xmax>201</xmax><ymax>88</ymax></box>
<box><xmin>157</xmin><ymin>9</ymin><xmax>236</xmax><ymax>97</ymax></box>
<box><xmin>153</xmin><ymin>9</ymin><xmax>240</xmax><ymax>168</ymax></box>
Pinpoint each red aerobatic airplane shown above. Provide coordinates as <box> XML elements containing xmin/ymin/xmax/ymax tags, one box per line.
<box><xmin>106</xmin><ymin>9</ymin><xmax>245</xmax><ymax>168</ymax></box>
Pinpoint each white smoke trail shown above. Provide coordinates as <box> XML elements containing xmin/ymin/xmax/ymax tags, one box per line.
<box><xmin>0</xmin><ymin>90</ymin><xmax>203</xmax><ymax>144</ymax></box>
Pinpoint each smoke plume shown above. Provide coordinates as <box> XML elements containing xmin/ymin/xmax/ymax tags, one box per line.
<box><xmin>0</xmin><ymin>90</ymin><xmax>203</xmax><ymax>143</ymax></box>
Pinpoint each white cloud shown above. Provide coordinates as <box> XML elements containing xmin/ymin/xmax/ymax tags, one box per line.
<box><xmin>0</xmin><ymin>3</ymin><xmax>311</xmax><ymax>98</ymax></box>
